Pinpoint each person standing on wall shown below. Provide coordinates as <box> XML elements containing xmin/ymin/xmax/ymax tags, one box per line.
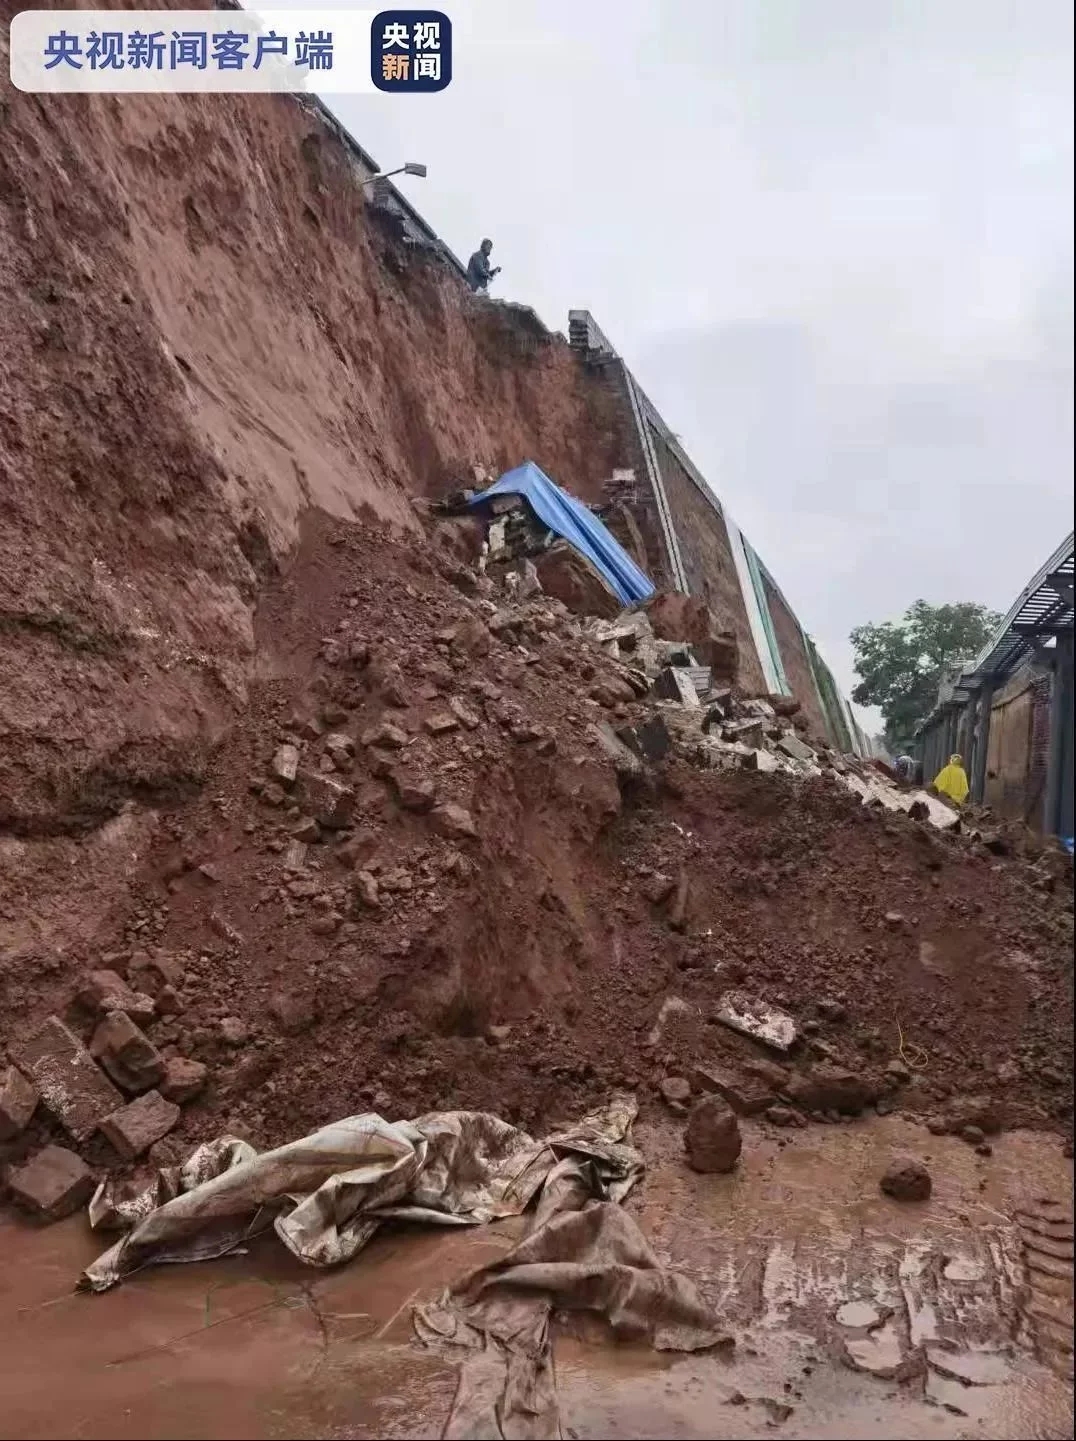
<box><xmin>467</xmin><ymin>238</ymin><xmax>501</xmax><ymax>294</ymax></box>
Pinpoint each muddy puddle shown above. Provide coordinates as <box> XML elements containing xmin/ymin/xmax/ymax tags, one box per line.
<box><xmin>1</xmin><ymin>1116</ymin><xmax>1071</xmax><ymax>1440</ymax></box>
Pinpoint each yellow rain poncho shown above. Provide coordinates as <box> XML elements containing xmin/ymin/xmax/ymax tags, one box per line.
<box><xmin>932</xmin><ymin>754</ymin><xmax>970</xmax><ymax>805</ymax></box>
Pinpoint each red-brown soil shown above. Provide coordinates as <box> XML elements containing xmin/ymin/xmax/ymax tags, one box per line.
<box><xmin>2</xmin><ymin>516</ymin><xmax>1070</xmax><ymax>1188</ymax></box>
<box><xmin>0</xmin><ymin>1</ymin><xmax>621</xmax><ymax>838</ymax></box>
<box><xmin>0</xmin><ymin>3</ymin><xmax>1071</xmax><ymax>1199</ymax></box>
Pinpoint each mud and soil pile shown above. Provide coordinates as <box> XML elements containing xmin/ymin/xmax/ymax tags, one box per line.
<box><xmin>0</xmin><ymin>3</ymin><xmax>1071</xmax><ymax>1208</ymax></box>
<box><xmin>2</xmin><ymin>514</ymin><xmax>1071</xmax><ymax>1199</ymax></box>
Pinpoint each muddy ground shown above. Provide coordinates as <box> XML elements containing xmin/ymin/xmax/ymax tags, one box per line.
<box><xmin>2</xmin><ymin>1115</ymin><xmax>1071</xmax><ymax>1440</ymax></box>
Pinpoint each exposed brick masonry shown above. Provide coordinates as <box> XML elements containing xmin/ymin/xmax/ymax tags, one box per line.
<box><xmin>761</xmin><ymin>575</ymin><xmax>831</xmax><ymax>741</ymax></box>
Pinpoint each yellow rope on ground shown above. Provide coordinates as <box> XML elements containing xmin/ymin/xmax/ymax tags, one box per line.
<box><xmin>897</xmin><ymin>1019</ymin><xmax>928</xmax><ymax>1071</ymax></box>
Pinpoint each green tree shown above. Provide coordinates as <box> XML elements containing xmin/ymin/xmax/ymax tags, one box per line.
<box><xmin>850</xmin><ymin>600</ymin><xmax>1002</xmax><ymax>751</ymax></box>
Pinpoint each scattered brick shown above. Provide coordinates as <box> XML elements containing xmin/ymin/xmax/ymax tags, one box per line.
<box><xmin>391</xmin><ymin>771</ymin><xmax>436</xmax><ymax>812</ymax></box>
<box><xmin>297</xmin><ymin>769</ymin><xmax>355</xmax><ymax>828</ymax></box>
<box><xmin>76</xmin><ymin>969</ymin><xmax>155</xmax><ymax>1022</ymax></box>
<box><xmin>271</xmin><ymin>743</ymin><xmax>300</xmax><ymax>784</ymax></box>
<box><xmin>0</xmin><ymin>1065</ymin><xmax>38</xmax><ymax>1141</ymax></box>
<box><xmin>8</xmin><ymin>1146</ymin><xmax>94</xmax><ymax>1222</ymax></box>
<box><xmin>99</xmin><ymin>1090</ymin><xmax>181</xmax><ymax>1160</ymax></box>
<box><xmin>89</xmin><ymin>1012</ymin><xmax>165</xmax><ymax>1093</ymax></box>
<box><xmin>692</xmin><ymin>1063</ymin><xmax>771</xmax><ymax>1116</ymax></box>
<box><xmin>14</xmin><ymin>1017</ymin><xmax>122</xmax><ymax>1142</ymax></box>
<box><xmin>159</xmin><ymin>1056</ymin><xmax>208</xmax><ymax>1104</ymax></box>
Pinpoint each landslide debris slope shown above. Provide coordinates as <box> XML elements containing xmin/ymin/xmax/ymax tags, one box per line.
<box><xmin>2</xmin><ymin>516</ymin><xmax>1072</xmax><ymax>1187</ymax></box>
<box><xmin>0</xmin><ymin>9</ymin><xmax>1071</xmax><ymax>1196</ymax></box>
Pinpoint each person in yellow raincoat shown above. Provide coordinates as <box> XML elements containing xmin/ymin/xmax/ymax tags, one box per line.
<box><xmin>932</xmin><ymin>753</ymin><xmax>970</xmax><ymax>805</ymax></box>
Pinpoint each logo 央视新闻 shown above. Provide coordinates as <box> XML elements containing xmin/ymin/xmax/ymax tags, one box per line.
<box><xmin>371</xmin><ymin>10</ymin><xmax>451</xmax><ymax>92</ymax></box>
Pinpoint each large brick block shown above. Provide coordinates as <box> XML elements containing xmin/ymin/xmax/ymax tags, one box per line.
<box><xmin>14</xmin><ymin>1017</ymin><xmax>122</xmax><ymax>1142</ymax></box>
<box><xmin>8</xmin><ymin>1146</ymin><xmax>94</xmax><ymax>1221</ymax></box>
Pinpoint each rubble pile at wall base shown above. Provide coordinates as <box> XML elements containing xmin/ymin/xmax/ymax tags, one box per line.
<box><xmin>2</xmin><ymin>514</ymin><xmax>1072</xmax><ymax>1217</ymax></box>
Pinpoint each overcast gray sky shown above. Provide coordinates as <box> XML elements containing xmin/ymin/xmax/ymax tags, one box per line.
<box><xmin>277</xmin><ymin>0</ymin><xmax>1073</xmax><ymax>726</ymax></box>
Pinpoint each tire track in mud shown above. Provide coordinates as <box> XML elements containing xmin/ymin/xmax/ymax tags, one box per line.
<box><xmin>1013</xmin><ymin>1198</ymin><xmax>1074</xmax><ymax>1381</ymax></box>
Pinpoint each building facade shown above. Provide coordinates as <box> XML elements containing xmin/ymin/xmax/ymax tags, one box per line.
<box><xmin>917</xmin><ymin>533</ymin><xmax>1074</xmax><ymax>838</ymax></box>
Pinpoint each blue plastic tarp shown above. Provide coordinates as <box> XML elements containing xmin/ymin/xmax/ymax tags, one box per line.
<box><xmin>469</xmin><ymin>461</ymin><xmax>655</xmax><ymax>608</ymax></box>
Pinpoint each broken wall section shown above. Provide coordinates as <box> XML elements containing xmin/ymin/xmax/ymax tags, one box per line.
<box><xmin>759</xmin><ymin>570</ymin><xmax>831</xmax><ymax>743</ymax></box>
<box><xmin>557</xmin><ymin>344</ymin><xmax>679</xmax><ymax>592</ymax></box>
<box><xmin>566</xmin><ymin>315</ymin><xmax>863</xmax><ymax>742</ymax></box>
<box><xmin>0</xmin><ymin>38</ymin><xmax>623</xmax><ymax>833</ymax></box>
<box><xmin>642</xmin><ymin>423</ymin><xmax>768</xmax><ymax>696</ymax></box>
<box><xmin>805</xmin><ymin>635</ymin><xmax>857</xmax><ymax>754</ymax></box>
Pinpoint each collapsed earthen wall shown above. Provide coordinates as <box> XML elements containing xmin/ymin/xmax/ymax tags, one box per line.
<box><xmin>0</xmin><ymin>31</ymin><xmax>622</xmax><ymax>832</ymax></box>
<box><xmin>2</xmin><ymin>19</ymin><xmax>1071</xmax><ymax>1177</ymax></box>
<box><xmin>0</xmin><ymin>0</ymin><xmax>857</xmax><ymax>845</ymax></box>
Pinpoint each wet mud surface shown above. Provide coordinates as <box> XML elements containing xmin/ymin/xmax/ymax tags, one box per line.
<box><xmin>1</xmin><ymin>1116</ymin><xmax>1070</xmax><ymax>1440</ymax></box>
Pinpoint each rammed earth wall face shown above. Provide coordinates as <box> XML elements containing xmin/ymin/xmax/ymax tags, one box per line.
<box><xmin>0</xmin><ymin>51</ymin><xmax>623</xmax><ymax>830</ymax></box>
<box><xmin>0</xmin><ymin>0</ymin><xmax>863</xmax><ymax>840</ymax></box>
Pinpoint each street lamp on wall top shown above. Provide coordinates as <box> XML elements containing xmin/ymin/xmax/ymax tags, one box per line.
<box><xmin>361</xmin><ymin>162</ymin><xmax>427</xmax><ymax>185</ymax></box>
